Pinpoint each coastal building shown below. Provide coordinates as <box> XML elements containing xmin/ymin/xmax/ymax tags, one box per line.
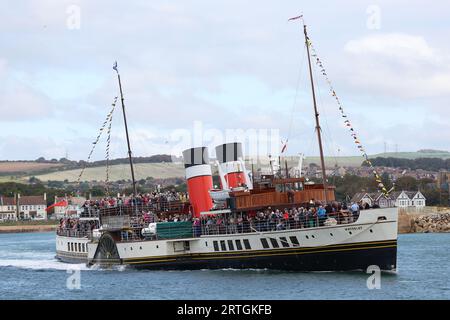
<box><xmin>0</xmin><ymin>194</ymin><xmax>48</xmax><ymax>220</ymax></box>
<box><xmin>437</xmin><ymin>170</ymin><xmax>450</xmax><ymax>188</ymax></box>
<box><xmin>351</xmin><ymin>193</ymin><xmax>374</xmax><ymax>207</ymax></box>
<box><xmin>0</xmin><ymin>196</ymin><xmax>17</xmax><ymax>221</ymax></box>
<box><xmin>351</xmin><ymin>191</ymin><xmax>426</xmax><ymax>208</ymax></box>
<box><xmin>47</xmin><ymin>196</ymin><xmax>86</xmax><ymax>219</ymax></box>
<box><xmin>390</xmin><ymin>191</ymin><xmax>426</xmax><ymax>208</ymax></box>
<box><xmin>17</xmin><ymin>194</ymin><xmax>48</xmax><ymax>220</ymax></box>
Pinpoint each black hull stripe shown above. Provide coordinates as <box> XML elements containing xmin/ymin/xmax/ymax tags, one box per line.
<box><xmin>128</xmin><ymin>246</ymin><xmax>397</xmax><ymax>271</ymax></box>
<box><xmin>125</xmin><ymin>240</ymin><xmax>397</xmax><ymax>265</ymax></box>
<box><xmin>123</xmin><ymin>239</ymin><xmax>397</xmax><ymax>261</ymax></box>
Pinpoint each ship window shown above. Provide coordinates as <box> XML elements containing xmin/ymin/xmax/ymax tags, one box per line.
<box><xmin>71</xmin><ymin>243</ymin><xmax>74</xmax><ymax>251</ymax></box>
<box><xmin>82</xmin><ymin>244</ymin><xmax>85</xmax><ymax>252</ymax></box>
<box><xmin>227</xmin><ymin>240</ymin><xmax>235</xmax><ymax>251</ymax></box>
<box><xmin>243</xmin><ymin>239</ymin><xmax>251</xmax><ymax>250</ymax></box>
<box><xmin>269</xmin><ymin>238</ymin><xmax>279</xmax><ymax>248</ymax></box>
<box><xmin>74</xmin><ymin>243</ymin><xmax>77</xmax><ymax>252</ymax></box>
<box><xmin>220</xmin><ymin>240</ymin><xmax>227</xmax><ymax>251</ymax></box>
<box><xmin>205</xmin><ymin>241</ymin><xmax>208</xmax><ymax>247</ymax></box>
<box><xmin>67</xmin><ymin>243</ymin><xmax>70</xmax><ymax>251</ymax></box>
<box><xmin>78</xmin><ymin>243</ymin><xmax>81</xmax><ymax>252</ymax></box>
<box><xmin>289</xmin><ymin>236</ymin><xmax>299</xmax><ymax>246</ymax></box>
<box><xmin>279</xmin><ymin>237</ymin><xmax>290</xmax><ymax>248</ymax></box>
<box><xmin>260</xmin><ymin>238</ymin><xmax>270</xmax><ymax>249</ymax></box>
<box><xmin>235</xmin><ymin>240</ymin><xmax>243</xmax><ymax>250</ymax></box>
<box><xmin>213</xmin><ymin>241</ymin><xmax>219</xmax><ymax>252</ymax></box>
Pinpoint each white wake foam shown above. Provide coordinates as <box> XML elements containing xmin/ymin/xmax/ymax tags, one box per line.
<box><xmin>0</xmin><ymin>259</ymin><xmax>90</xmax><ymax>271</ymax></box>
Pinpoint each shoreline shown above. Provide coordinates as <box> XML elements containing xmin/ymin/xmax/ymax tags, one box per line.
<box><xmin>0</xmin><ymin>224</ymin><xmax>58</xmax><ymax>234</ymax></box>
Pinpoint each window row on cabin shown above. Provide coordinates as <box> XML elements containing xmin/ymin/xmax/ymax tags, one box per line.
<box><xmin>67</xmin><ymin>242</ymin><xmax>87</xmax><ymax>253</ymax></box>
<box><xmin>213</xmin><ymin>239</ymin><xmax>252</xmax><ymax>252</ymax></box>
<box><xmin>260</xmin><ymin>236</ymin><xmax>300</xmax><ymax>249</ymax></box>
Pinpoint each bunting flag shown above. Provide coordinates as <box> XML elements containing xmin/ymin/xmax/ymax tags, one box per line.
<box><xmin>104</xmin><ymin>103</ymin><xmax>114</xmax><ymax>195</ymax></box>
<box><xmin>306</xmin><ymin>38</ymin><xmax>390</xmax><ymax>196</ymax></box>
<box><xmin>77</xmin><ymin>96</ymin><xmax>118</xmax><ymax>185</ymax></box>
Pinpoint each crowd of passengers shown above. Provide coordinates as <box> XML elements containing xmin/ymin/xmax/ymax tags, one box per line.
<box><xmin>81</xmin><ymin>191</ymin><xmax>189</xmax><ymax>212</ymax></box>
<box><xmin>193</xmin><ymin>201</ymin><xmax>367</xmax><ymax>236</ymax></box>
<box><xmin>58</xmin><ymin>218</ymin><xmax>99</xmax><ymax>235</ymax></box>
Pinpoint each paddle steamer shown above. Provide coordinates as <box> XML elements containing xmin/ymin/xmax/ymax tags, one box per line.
<box><xmin>56</xmin><ymin>19</ymin><xmax>398</xmax><ymax>271</ymax></box>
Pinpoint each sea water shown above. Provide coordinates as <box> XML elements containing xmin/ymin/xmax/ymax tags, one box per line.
<box><xmin>0</xmin><ymin>232</ymin><xmax>449</xmax><ymax>300</ymax></box>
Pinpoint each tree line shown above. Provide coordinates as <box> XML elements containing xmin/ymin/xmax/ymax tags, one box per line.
<box><xmin>329</xmin><ymin>174</ymin><xmax>449</xmax><ymax>206</ymax></box>
<box><xmin>364</xmin><ymin>157</ymin><xmax>450</xmax><ymax>172</ymax></box>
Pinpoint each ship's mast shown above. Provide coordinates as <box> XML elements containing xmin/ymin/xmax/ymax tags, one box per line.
<box><xmin>114</xmin><ymin>62</ymin><xmax>138</xmax><ymax>196</ymax></box>
<box><xmin>303</xmin><ymin>24</ymin><xmax>328</xmax><ymax>203</ymax></box>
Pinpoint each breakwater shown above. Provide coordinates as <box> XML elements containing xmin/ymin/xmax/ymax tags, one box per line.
<box><xmin>398</xmin><ymin>207</ymin><xmax>450</xmax><ymax>233</ymax></box>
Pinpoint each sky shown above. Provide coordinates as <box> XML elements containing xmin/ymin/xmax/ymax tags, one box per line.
<box><xmin>0</xmin><ymin>0</ymin><xmax>449</xmax><ymax>161</ymax></box>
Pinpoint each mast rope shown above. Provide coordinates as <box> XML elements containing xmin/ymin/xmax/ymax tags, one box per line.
<box><xmin>104</xmin><ymin>100</ymin><xmax>115</xmax><ymax>195</ymax></box>
<box><xmin>306</xmin><ymin>35</ymin><xmax>389</xmax><ymax>196</ymax></box>
<box><xmin>77</xmin><ymin>96</ymin><xmax>118</xmax><ymax>185</ymax></box>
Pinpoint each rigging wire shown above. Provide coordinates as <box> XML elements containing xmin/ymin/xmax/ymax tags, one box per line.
<box><xmin>307</xmin><ymin>36</ymin><xmax>390</xmax><ymax>195</ymax></box>
<box><xmin>105</xmin><ymin>103</ymin><xmax>114</xmax><ymax>195</ymax></box>
<box><xmin>311</xmin><ymin>58</ymin><xmax>339</xmax><ymax>168</ymax></box>
<box><xmin>286</xmin><ymin>44</ymin><xmax>307</xmax><ymax>144</ymax></box>
<box><xmin>77</xmin><ymin>96</ymin><xmax>118</xmax><ymax>187</ymax></box>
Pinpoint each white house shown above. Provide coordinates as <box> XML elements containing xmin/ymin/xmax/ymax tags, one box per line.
<box><xmin>17</xmin><ymin>194</ymin><xmax>48</xmax><ymax>220</ymax></box>
<box><xmin>0</xmin><ymin>196</ymin><xmax>17</xmax><ymax>221</ymax></box>
<box><xmin>369</xmin><ymin>192</ymin><xmax>396</xmax><ymax>208</ymax></box>
<box><xmin>391</xmin><ymin>191</ymin><xmax>426</xmax><ymax>208</ymax></box>
<box><xmin>351</xmin><ymin>193</ymin><xmax>374</xmax><ymax>207</ymax></box>
<box><xmin>351</xmin><ymin>190</ymin><xmax>426</xmax><ymax>208</ymax></box>
<box><xmin>48</xmin><ymin>196</ymin><xmax>86</xmax><ymax>219</ymax></box>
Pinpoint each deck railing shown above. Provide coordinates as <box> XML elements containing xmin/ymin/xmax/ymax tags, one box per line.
<box><xmin>56</xmin><ymin>228</ymin><xmax>92</xmax><ymax>238</ymax></box>
<box><xmin>115</xmin><ymin>210</ymin><xmax>361</xmax><ymax>242</ymax></box>
<box><xmin>199</xmin><ymin>211</ymin><xmax>360</xmax><ymax>236</ymax></box>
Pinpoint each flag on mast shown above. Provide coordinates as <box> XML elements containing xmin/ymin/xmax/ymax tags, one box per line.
<box><xmin>288</xmin><ymin>15</ymin><xmax>303</xmax><ymax>21</ymax></box>
<box><xmin>113</xmin><ymin>61</ymin><xmax>118</xmax><ymax>72</ymax></box>
<box><xmin>281</xmin><ymin>139</ymin><xmax>288</xmax><ymax>153</ymax></box>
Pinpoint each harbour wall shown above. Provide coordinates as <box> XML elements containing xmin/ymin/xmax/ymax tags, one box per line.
<box><xmin>398</xmin><ymin>206</ymin><xmax>450</xmax><ymax>234</ymax></box>
<box><xmin>0</xmin><ymin>224</ymin><xmax>58</xmax><ymax>234</ymax></box>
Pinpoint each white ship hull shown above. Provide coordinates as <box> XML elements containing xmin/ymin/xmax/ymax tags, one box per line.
<box><xmin>82</xmin><ymin>207</ymin><xmax>398</xmax><ymax>271</ymax></box>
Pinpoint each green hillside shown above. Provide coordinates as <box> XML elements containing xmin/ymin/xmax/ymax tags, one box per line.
<box><xmin>22</xmin><ymin>150</ymin><xmax>450</xmax><ymax>183</ymax></box>
<box><xmin>32</xmin><ymin>163</ymin><xmax>185</xmax><ymax>182</ymax></box>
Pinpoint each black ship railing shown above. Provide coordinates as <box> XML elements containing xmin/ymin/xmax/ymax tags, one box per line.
<box><xmin>198</xmin><ymin>211</ymin><xmax>361</xmax><ymax>236</ymax></box>
<box><xmin>56</xmin><ymin>228</ymin><xmax>93</xmax><ymax>238</ymax></box>
<box><xmin>81</xmin><ymin>201</ymin><xmax>189</xmax><ymax>218</ymax></box>
<box><xmin>114</xmin><ymin>210</ymin><xmax>363</xmax><ymax>242</ymax></box>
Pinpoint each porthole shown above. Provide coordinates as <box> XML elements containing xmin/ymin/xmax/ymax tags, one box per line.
<box><xmin>311</xmin><ymin>235</ymin><xmax>315</xmax><ymax>239</ymax></box>
<box><xmin>330</xmin><ymin>233</ymin><xmax>334</xmax><ymax>236</ymax></box>
<box><xmin>156</xmin><ymin>245</ymin><xmax>159</xmax><ymax>248</ymax></box>
<box><xmin>306</xmin><ymin>235</ymin><xmax>309</xmax><ymax>239</ymax></box>
<box><xmin>139</xmin><ymin>246</ymin><xmax>142</xmax><ymax>250</ymax></box>
<box><xmin>205</xmin><ymin>241</ymin><xmax>208</xmax><ymax>247</ymax></box>
<box><xmin>349</xmin><ymin>231</ymin><xmax>352</xmax><ymax>235</ymax></box>
<box><xmin>370</xmin><ymin>229</ymin><xmax>373</xmax><ymax>233</ymax></box>
<box><xmin>130</xmin><ymin>247</ymin><xmax>133</xmax><ymax>251</ymax></box>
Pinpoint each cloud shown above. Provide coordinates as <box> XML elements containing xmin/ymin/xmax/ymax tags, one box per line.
<box><xmin>0</xmin><ymin>59</ymin><xmax>54</xmax><ymax>121</ymax></box>
<box><xmin>343</xmin><ymin>33</ymin><xmax>450</xmax><ymax>98</ymax></box>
